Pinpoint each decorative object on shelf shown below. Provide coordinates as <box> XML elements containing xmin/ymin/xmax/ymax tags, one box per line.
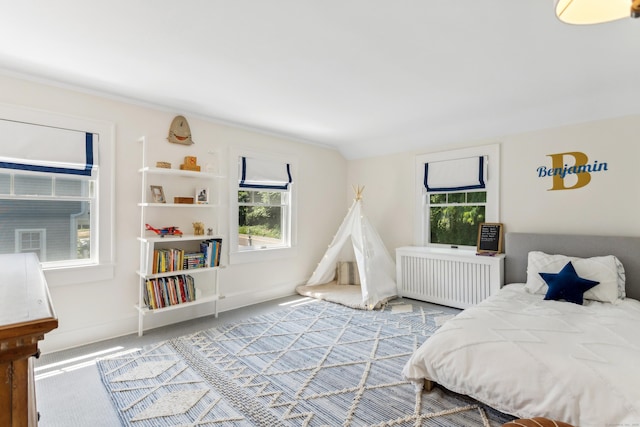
<box><xmin>207</xmin><ymin>228</ymin><xmax>213</xmax><ymax>236</ymax></box>
<box><xmin>156</xmin><ymin>161</ymin><xmax>172</xmax><ymax>169</ymax></box>
<box><xmin>180</xmin><ymin>155</ymin><xmax>201</xmax><ymax>171</ymax></box>
<box><xmin>167</xmin><ymin>115</ymin><xmax>194</xmax><ymax>145</ymax></box>
<box><xmin>193</xmin><ymin>222</ymin><xmax>205</xmax><ymax>236</ymax></box>
<box><xmin>145</xmin><ymin>223</ymin><xmax>183</xmax><ymax>237</ymax></box>
<box><xmin>196</xmin><ymin>187</ymin><xmax>209</xmax><ymax>204</ymax></box>
<box><xmin>150</xmin><ymin>185</ymin><xmax>166</xmax><ymax>203</ymax></box>
<box><xmin>174</xmin><ymin>196</ymin><xmax>194</xmax><ymax>204</ymax></box>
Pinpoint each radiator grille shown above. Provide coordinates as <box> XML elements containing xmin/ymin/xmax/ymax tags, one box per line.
<box><xmin>396</xmin><ymin>248</ymin><xmax>503</xmax><ymax>309</ymax></box>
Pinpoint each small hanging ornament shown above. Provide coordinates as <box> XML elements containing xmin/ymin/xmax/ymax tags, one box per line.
<box><xmin>167</xmin><ymin>115</ymin><xmax>194</xmax><ymax>145</ymax></box>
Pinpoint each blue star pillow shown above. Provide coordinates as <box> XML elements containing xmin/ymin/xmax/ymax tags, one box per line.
<box><xmin>539</xmin><ymin>261</ymin><xmax>599</xmax><ymax>305</ymax></box>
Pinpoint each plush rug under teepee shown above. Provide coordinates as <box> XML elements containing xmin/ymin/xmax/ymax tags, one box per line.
<box><xmin>296</xmin><ymin>282</ymin><xmax>396</xmax><ymax>310</ymax></box>
<box><xmin>97</xmin><ymin>299</ymin><xmax>515</xmax><ymax>426</ymax></box>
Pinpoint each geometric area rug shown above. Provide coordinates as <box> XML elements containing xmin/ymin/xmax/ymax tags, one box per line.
<box><xmin>97</xmin><ymin>299</ymin><xmax>516</xmax><ymax>426</ymax></box>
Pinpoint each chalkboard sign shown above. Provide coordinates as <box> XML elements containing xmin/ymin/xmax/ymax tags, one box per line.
<box><xmin>477</xmin><ymin>222</ymin><xmax>503</xmax><ymax>254</ymax></box>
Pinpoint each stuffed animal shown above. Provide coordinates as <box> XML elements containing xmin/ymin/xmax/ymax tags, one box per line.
<box><xmin>192</xmin><ymin>222</ymin><xmax>204</xmax><ymax>236</ymax></box>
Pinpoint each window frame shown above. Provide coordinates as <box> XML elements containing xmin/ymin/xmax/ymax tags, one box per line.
<box><xmin>229</xmin><ymin>148</ymin><xmax>297</xmax><ymax>264</ymax></box>
<box><xmin>414</xmin><ymin>144</ymin><xmax>500</xmax><ymax>249</ymax></box>
<box><xmin>0</xmin><ymin>103</ymin><xmax>115</xmax><ymax>286</ymax></box>
<box><xmin>15</xmin><ymin>228</ymin><xmax>46</xmax><ymax>260</ymax></box>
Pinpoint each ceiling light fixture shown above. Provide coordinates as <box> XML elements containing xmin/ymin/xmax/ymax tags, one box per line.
<box><xmin>555</xmin><ymin>0</ymin><xmax>640</xmax><ymax>24</ymax></box>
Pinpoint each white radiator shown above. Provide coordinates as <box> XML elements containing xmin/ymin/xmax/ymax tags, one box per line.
<box><xmin>396</xmin><ymin>246</ymin><xmax>504</xmax><ymax>309</ymax></box>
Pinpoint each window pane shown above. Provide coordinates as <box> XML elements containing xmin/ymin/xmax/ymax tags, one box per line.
<box><xmin>238</xmin><ymin>205</ymin><xmax>283</xmax><ymax>248</ymax></box>
<box><xmin>430</xmin><ymin>205</ymin><xmax>485</xmax><ymax>246</ymax></box>
<box><xmin>448</xmin><ymin>193</ymin><xmax>465</xmax><ymax>203</ymax></box>
<box><xmin>57</xmin><ymin>178</ymin><xmax>90</xmax><ymax>197</ymax></box>
<box><xmin>429</xmin><ymin>193</ymin><xmax>446</xmax><ymax>204</ymax></box>
<box><xmin>239</xmin><ymin>190</ymin><xmax>283</xmax><ymax>206</ymax></box>
<box><xmin>0</xmin><ymin>199</ymin><xmax>91</xmax><ymax>262</ymax></box>
<box><xmin>21</xmin><ymin>231</ymin><xmax>40</xmax><ymax>250</ymax></box>
<box><xmin>0</xmin><ymin>173</ymin><xmax>9</xmax><ymax>194</ymax></box>
<box><xmin>14</xmin><ymin>175</ymin><xmax>52</xmax><ymax>196</ymax></box>
<box><xmin>238</xmin><ymin>190</ymin><xmax>285</xmax><ymax>249</ymax></box>
<box><xmin>467</xmin><ymin>191</ymin><xmax>487</xmax><ymax>203</ymax></box>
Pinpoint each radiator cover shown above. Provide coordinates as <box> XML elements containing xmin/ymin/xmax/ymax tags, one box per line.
<box><xmin>396</xmin><ymin>247</ymin><xmax>504</xmax><ymax>309</ymax></box>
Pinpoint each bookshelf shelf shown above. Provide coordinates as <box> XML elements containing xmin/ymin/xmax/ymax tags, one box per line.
<box><xmin>135</xmin><ymin>294</ymin><xmax>220</xmax><ymax>315</ymax></box>
<box><xmin>138</xmin><ymin>234</ymin><xmax>224</xmax><ymax>244</ymax></box>
<box><xmin>138</xmin><ymin>166</ymin><xmax>223</xmax><ymax>179</ymax></box>
<box><xmin>138</xmin><ymin>202</ymin><xmax>219</xmax><ymax>208</ymax></box>
<box><xmin>136</xmin><ymin>266</ymin><xmax>221</xmax><ymax>279</ymax></box>
<box><xmin>136</xmin><ymin>136</ymin><xmax>225</xmax><ymax>336</ymax></box>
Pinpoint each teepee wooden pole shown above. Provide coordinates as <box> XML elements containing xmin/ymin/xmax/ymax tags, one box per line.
<box><xmin>353</xmin><ymin>185</ymin><xmax>365</xmax><ymax>201</ymax></box>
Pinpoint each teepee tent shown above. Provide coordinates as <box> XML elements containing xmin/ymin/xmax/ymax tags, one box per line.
<box><xmin>303</xmin><ymin>187</ymin><xmax>397</xmax><ymax>309</ymax></box>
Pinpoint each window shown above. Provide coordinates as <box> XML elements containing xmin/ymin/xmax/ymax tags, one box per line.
<box><xmin>428</xmin><ymin>190</ymin><xmax>487</xmax><ymax>246</ymax></box>
<box><xmin>230</xmin><ymin>150</ymin><xmax>296</xmax><ymax>264</ymax></box>
<box><xmin>238</xmin><ymin>189</ymin><xmax>290</xmax><ymax>250</ymax></box>
<box><xmin>0</xmin><ymin>171</ymin><xmax>94</xmax><ymax>264</ymax></box>
<box><xmin>415</xmin><ymin>144</ymin><xmax>499</xmax><ymax>249</ymax></box>
<box><xmin>0</xmin><ymin>105</ymin><xmax>114</xmax><ymax>286</ymax></box>
<box><xmin>16</xmin><ymin>229</ymin><xmax>46</xmax><ymax>259</ymax></box>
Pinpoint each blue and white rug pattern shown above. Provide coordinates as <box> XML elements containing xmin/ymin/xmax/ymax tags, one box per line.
<box><xmin>97</xmin><ymin>300</ymin><xmax>515</xmax><ymax>426</ymax></box>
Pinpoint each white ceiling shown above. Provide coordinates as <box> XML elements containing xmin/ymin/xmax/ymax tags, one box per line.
<box><xmin>1</xmin><ymin>1</ymin><xmax>639</xmax><ymax>159</ymax></box>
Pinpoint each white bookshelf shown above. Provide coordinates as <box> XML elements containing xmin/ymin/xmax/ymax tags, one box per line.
<box><xmin>135</xmin><ymin>136</ymin><xmax>225</xmax><ymax>336</ymax></box>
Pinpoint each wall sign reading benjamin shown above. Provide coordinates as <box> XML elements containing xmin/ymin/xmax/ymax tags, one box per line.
<box><xmin>536</xmin><ymin>151</ymin><xmax>608</xmax><ymax>191</ymax></box>
<box><xmin>477</xmin><ymin>222</ymin><xmax>503</xmax><ymax>254</ymax></box>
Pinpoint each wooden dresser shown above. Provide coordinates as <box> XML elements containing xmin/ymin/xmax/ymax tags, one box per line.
<box><xmin>0</xmin><ymin>253</ymin><xmax>58</xmax><ymax>427</ymax></box>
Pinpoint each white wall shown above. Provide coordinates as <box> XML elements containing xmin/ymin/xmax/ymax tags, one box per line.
<box><xmin>0</xmin><ymin>74</ymin><xmax>348</xmax><ymax>353</ymax></box>
<box><xmin>349</xmin><ymin>115</ymin><xmax>640</xmax><ymax>254</ymax></box>
<box><xmin>3</xmin><ymin>72</ymin><xmax>639</xmax><ymax>354</ymax></box>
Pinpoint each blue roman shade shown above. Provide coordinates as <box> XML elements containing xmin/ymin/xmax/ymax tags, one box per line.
<box><xmin>239</xmin><ymin>156</ymin><xmax>292</xmax><ymax>190</ymax></box>
<box><xmin>424</xmin><ymin>156</ymin><xmax>485</xmax><ymax>192</ymax></box>
<box><xmin>0</xmin><ymin>119</ymin><xmax>96</xmax><ymax>177</ymax></box>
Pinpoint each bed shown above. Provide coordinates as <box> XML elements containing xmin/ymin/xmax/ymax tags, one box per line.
<box><xmin>402</xmin><ymin>232</ymin><xmax>640</xmax><ymax>427</ymax></box>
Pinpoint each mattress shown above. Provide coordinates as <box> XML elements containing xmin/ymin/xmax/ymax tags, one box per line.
<box><xmin>402</xmin><ymin>283</ymin><xmax>640</xmax><ymax>426</ymax></box>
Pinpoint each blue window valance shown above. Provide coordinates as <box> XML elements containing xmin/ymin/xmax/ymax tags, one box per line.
<box><xmin>0</xmin><ymin>119</ymin><xmax>96</xmax><ymax>177</ymax></box>
<box><xmin>424</xmin><ymin>156</ymin><xmax>485</xmax><ymax>192</ymax></box>
<box><xmin>239</xmin><ymin>156</ymin><xmax>292</xmax><ymax>190</ymax></box>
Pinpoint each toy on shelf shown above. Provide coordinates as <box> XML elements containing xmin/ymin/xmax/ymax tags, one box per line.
<box><xmin>180</xmin><ymin>156</ymin><xmax>201</xmax><ymax>171</ymax></box>
<box><xmin>145</xmin><ymin>223</ymin><xmax>183</xmax><ymax>237</ymax></box>
<box><xmin>193</xmin><ymin>222</ymin><xmax>204</xmax><ymax>236</ymax></box>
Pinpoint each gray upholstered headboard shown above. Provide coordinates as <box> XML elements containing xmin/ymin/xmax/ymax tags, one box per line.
<box><xmin>505</xmin><ymin>232</ymin><xmax>640</xmax><ymax>301</ymax></box>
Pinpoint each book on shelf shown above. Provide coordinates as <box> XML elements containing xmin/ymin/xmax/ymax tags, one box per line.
<box><xmin>183</xmin><ymin>252</ymin><xmax>205</xmax><ymax>269</ymax></box>
<box><xmin>152</xmin><ymin>248</ymin><xmax>185</xmax><ymax>274</ymax></box>
<box><xmin>144</xmin><ymin>274</ymin><xmax>196</xmax><ymax>310</ymax></box>
<box><xmin>200</xmin><ymin>238</ymin><xmax>223</xmax><ymax>267</ymax></box>
<box><xmin>150</xmin><ymin>238</ymin><xmax>223</xmax><ymax>274</ymax></box>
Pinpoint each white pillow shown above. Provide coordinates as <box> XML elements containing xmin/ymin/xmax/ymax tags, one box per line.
<box><xmin>525</xmin><ymin>251</ymin><xmax>623</xmax><ymax>303</ymax></box>
<box><xmin>336</xmin><ymin>261</ymin><xmax>361</xmax><ymax>285</ymax></box>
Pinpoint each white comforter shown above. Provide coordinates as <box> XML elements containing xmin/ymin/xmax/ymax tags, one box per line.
<box><xmin>402</xmin><ymin>284</ymin><xmax>640</xmax><ymax>426</ymax></box>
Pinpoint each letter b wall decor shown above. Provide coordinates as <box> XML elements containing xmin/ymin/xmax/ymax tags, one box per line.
<box><xmin>536</xmin><ymin>151</ymin><xmax>608</xmax><ymax>191</ymax></box>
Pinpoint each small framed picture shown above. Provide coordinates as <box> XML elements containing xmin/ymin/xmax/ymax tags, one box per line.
<box><xmin>150</xmin><ymin>185</ymin><xmax>166</xmax><ymax>203</ymax></box>
<box><xmin>196</xmin><ymin>187</ymin><xmax>209</xmax><ymax>204</ymax></box>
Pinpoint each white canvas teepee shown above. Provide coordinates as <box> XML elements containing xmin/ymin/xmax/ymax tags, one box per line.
<box><xmin>305</xmin><ymin>187</ymin><xmax>397</xmax><ymax>309</ymax></box>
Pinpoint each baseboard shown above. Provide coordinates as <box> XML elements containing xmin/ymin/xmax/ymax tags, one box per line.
<box><xmin>39</xmin><ymin>314</ymin><xmax>137</xmax><ymax>354</ymax></box>
<box><xmin>41</xmin><ymin>280</ymin><xmax>305</xmax><ymax>354</ymax></box>
<box><xmin>217</xmin><ymin>281</ymin><xmax>301</xmax><ymax>312</ymax></box>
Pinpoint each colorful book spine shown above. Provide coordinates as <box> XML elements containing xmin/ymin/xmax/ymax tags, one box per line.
<box><xmin>143</xmin><ymin>274</ymin><xmax>197</xmax><ymax>310</ymax></box>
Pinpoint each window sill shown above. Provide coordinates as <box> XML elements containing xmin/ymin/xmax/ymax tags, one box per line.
<box><xmin>229</xmin><ymin>246</ymin><xmax>297</xmax><ymax>265</ymax></box>
<box><xmin>44</xmin><ymin>263</ymin><xmax>115</xmax><ymax>287</ymax></box>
